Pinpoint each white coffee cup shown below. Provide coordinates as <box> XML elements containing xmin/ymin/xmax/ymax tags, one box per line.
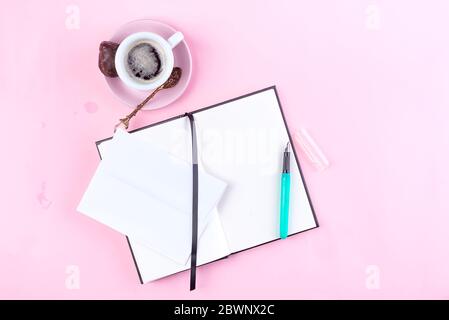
<box><xmin>115</xmin><ymin>31</ymin><xmax>184</xmax><ymax>91</ymax></box>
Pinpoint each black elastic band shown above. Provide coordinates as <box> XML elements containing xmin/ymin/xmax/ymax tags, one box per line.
<box><xmin>185</xmin><ymin>113</ymin><xmax>198</xmax><ymax>291</ymax></box>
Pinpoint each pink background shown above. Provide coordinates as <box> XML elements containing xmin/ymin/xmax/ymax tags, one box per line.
<box><xmin>1</xmin><ymin>0</ymin><xmax>449</xmax><ymax>299</ymax></box>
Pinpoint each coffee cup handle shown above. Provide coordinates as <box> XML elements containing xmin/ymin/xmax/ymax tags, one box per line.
<box><xmin>167</xmin><ymin>32</ymin><xmax>184</xmax><ymax>48</ymax></box>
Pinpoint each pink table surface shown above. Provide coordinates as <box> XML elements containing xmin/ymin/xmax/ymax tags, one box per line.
<box><xmin>1</xmin><ymin>0</ymin><xmax>449</xmax><ymax>299</ymax></box>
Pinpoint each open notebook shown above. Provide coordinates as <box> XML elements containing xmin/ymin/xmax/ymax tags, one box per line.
<box><xmin>95</xmin><ymin>86</ymin><xmax>318</xmax><ymax>284</ymax></box>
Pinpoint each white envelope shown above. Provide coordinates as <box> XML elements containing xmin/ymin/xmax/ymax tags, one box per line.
<box><xmin>77</xmin><ymin>129</ymin><xmax>227</xmax><ymax>264</ymax></box>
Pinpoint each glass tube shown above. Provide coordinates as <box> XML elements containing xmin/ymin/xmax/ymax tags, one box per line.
<box><xmin>294</xmin><ymin>128</ymin><xmax>330</xmax><ymax>171</ymax></box>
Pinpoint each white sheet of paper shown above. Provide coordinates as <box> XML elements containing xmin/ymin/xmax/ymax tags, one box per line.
<box><xmin>193</xmin><ymin>88</ymin><xmax>318</xmax><ymax>253</ymax></box>
<box><xmin>77</xmin><ymin>129</ymin><xmax>227</xmax><ymax>264</ymax></box>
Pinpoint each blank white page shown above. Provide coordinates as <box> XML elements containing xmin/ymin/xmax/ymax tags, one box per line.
<box><xmin>193</xmin><ymin>88</ymin><xmax>317</xmax><ymax>252</ymax></box>
<box><xmin>97</xmin><ymin>119</ymin><xmax>232</xmax><ymax>283</ymax></box>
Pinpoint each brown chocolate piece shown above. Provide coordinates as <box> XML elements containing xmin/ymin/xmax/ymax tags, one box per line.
<box><xmin>98</xmin><ymin>41</ymin><xmax>119</xmax><ymax>77</ymax></box>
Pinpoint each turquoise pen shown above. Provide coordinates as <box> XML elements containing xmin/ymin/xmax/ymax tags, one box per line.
<box><xmin>280</xmin><ymin>142</ymin><xmax>291</xmax><ymax>239</ymax></box>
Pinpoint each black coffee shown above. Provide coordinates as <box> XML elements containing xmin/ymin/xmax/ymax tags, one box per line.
<box><xmin>126</xmin><ymin>42</ymin><xmax>162</xmax><ymax>81</ymax></box>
